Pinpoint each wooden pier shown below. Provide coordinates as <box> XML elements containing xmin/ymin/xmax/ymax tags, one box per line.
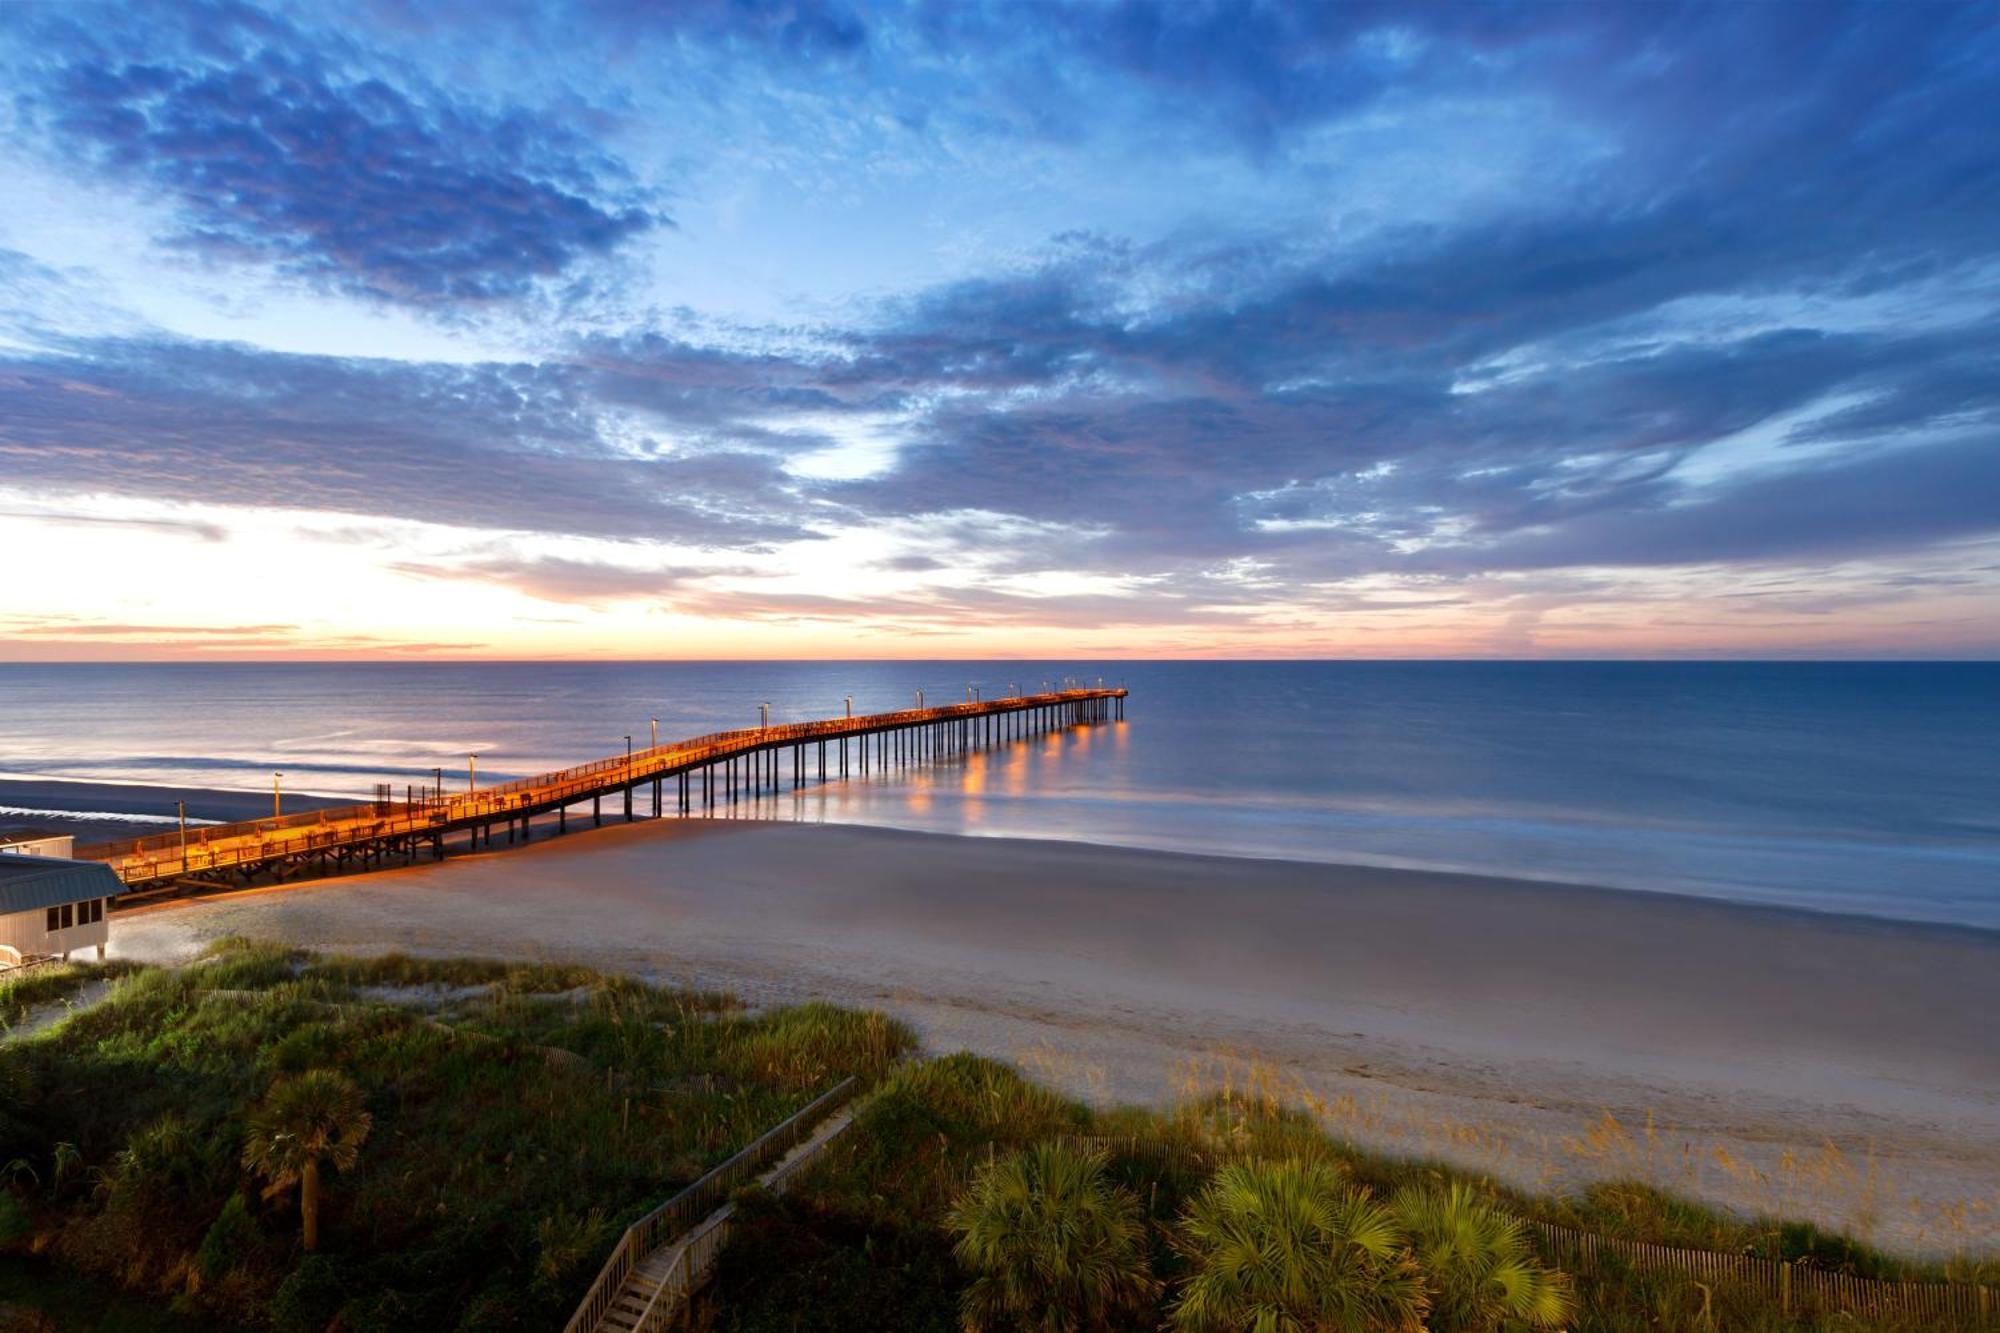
<box><xmin>78</xmin><ymin>686</ymin><xmax>1127</xmax><ymax>894</ymax></box>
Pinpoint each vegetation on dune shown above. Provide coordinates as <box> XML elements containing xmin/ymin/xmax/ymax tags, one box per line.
<box><xmin>1392</xmin><ymin>1182</ymin><xmax>1573</xmax><ymax>1331</ymax></box>
<box><xmin>2</xmin><ymin>946</ymin><xmax>1993</xmax><ymax>1332</ymax></box>
<box><xmin>1168</xmin><ymin>1159</ymin><xmax>1426</xmax><ymax>1332</ymax></box>
<box><xmin>240</xmin><ymin>1071</ymin><xmax>373</xmax><ymax>1253</ymax></box>
<box><xmin>0</xmin><ymin>960</ymin><xmax>140</xmax><ymax>1033</ymax></box>
<box><xmin>947</xmin><ymin>1142</ymin><xmax>1157</xmax><ymax>1332</ymax></box>
<box><xmin>700</xmin><ymin>1059</ymin><xmax>1998</xmax><ymax>1332</ymax></box>
<box><xmin>0</xmin><ymin>941</ymin><xmax>914</xmax><ymax>1332</ymax></box>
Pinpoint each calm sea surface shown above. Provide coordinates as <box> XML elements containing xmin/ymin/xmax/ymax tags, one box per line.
<box><xmin>1</xmin><ymin>661</ymin><xmax>1995</xmax><ymax>928</ymax></box>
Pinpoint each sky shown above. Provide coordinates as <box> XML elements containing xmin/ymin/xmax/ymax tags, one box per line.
<box><xmin>0</xmin><ymin>0</ymin><xmax>1996</xmax><ymax>660</ymax></box>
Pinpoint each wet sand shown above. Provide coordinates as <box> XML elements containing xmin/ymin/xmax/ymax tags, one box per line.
<box><xmin>111</xmin><ymin>817</ymin><xmax>2000</xmax><ymax>1252</ymax></box>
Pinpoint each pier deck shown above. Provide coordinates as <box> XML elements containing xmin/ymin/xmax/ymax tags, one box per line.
<box><xmin>78</xmin><ymin>687</ymin><xmax>1126</xmax><ymax>894</ymax></box>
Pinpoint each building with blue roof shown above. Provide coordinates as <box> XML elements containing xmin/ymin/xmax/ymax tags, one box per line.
<box><xmin>0</xmin><ymin>850</ymin><xmax>126</xmax><ymax>966</ymax></box>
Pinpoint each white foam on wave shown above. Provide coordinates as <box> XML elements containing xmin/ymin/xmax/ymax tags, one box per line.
<box><xmin>0</xmin><ymin>804</ymin><xmax>222</xmax><ymax>827</ymax></box>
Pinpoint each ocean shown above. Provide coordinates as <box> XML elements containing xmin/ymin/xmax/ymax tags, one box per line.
<box><xmin>1</xmin><ymin>661</ymin><xmax>1995</xmax><ymax>929</ymax></box>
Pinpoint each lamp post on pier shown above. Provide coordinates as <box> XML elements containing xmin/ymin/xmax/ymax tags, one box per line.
<box><xmin>844</xmin><ymin>696</ymin><xmax>852</xmax><ymax>719</ymax></box>
<box><xmin>649</xmin><ymin>717</ymin><xmax>661</xmax><ymax>816</ymax></box>
<box><xmin>177</xmin><ymin>801</ymin><xmax>187</xmax><ymax>862</ymax></box>
<box><xmin>916</xmin><ymin>688</ymin><xmax>923</xmax><ymax>709</ymax></box>
<box><xmin>434</xmin><ymin>767</ymin><xmax>443</xmax><ymax>806</ymax></box>
<box><xmin>272</xmin><ymin>772</ymin><xmax>282</xmax><ymax>819</ymax></box>
<box><xmin>468</xmin><ymin>754</ymin><xmax>477</xmax><ymax>793</ymax></box>
<box><xmin>759</xmin><ymin>703</ymin><xmax>770</xmax><ymax>729</ymax></box>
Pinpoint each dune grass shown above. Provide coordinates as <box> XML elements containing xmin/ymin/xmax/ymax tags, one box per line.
<box><xmin>0</xmin><ymin>940</ymin><xmax>914</xmax><ymax>1332</ymax></box>
<box><xmin>0</xmin><ymin>959</ymin><xmax>141</xmax><ymax>1034</ymax></box>
<box><xmin>697</xmin><ymin>1055</ymin><xmax>1999</xmax><ymax>1332</ymax></box>
<box><xmin>1153</xmin><ymin>1051</ymin><xmax>2000</xmax><ymax>1264</ymax></box>
<box><xmin>0</xmin><ymin>1253</ymin><xmax>207</xmax><ymax>1332</ymax></box>
<box><xmin>5</xmin><ymin>945</ymin><xmax>1993</xmax><ymax>1332</ymax></box>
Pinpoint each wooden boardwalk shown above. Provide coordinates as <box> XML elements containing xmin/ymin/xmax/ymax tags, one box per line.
<box><xmin>593</xmin><ymin>1100</ymin><xmax>858</xmax><ymax>1332</ymax></box>
<box><xmin>564</xmin><ymin>1078</ymin><xmax>858</xmax><ymax>1333</ymax></box>
<box><xmin>79</xmin><ymin>686</ymin><xmax>1126</xmax><ymax>893</ymax></box>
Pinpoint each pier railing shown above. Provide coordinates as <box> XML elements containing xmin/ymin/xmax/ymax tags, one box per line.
<box><xmin>80</xmin><ymin>686</ymin><xmax>1125</xmax><ymax>888</ymax></box>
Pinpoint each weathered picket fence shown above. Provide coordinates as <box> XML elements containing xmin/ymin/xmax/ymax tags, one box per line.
<box><xmin>1062</xmin><ymin>1134</ymin><xmax>1998</xmax><ymax>1326</ymax></box>
<box><xmin>1533</xmin><ymin>1219</ymin><xmax>1996</xmax><ymax>1323</ymax></box>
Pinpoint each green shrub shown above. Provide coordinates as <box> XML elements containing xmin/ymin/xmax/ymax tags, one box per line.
<box><xmin>948</xmin><ymin>1142</ymin><xmax>1157</xmax><ymax>1332</ymax></box>
<box><xmin>269</xmin><ymin>1254</ymin><xmax>344</xmax><ymax>1333</ymax></box>
<box><xmin>1394</xmin><ymin>1182</ymin><xmax>1572</xmax><ymax>1331</ymax></box>
<box><xmin>195</xmin><ymin>1194</ymin><xmax>259</xmax><ymax>1282</ymax></box>
<box><xmin>102</xmin><ymin>1113</ymin><xmax>227</xmax><ymax>1216</ymax></box>
<box><xmin>0</xmin><ymin>1193</ymin><xmax>28</xmax><ymax>1246</ymax></box>
<box><xmin>727</xmin><ymin>1002</ymin><xmax>913</xmax><ymax>1088</ymax></box>
<box><xmin>532</xmin><ymin>1204</ymin><xmax>613</xmax><ymax>1296</ymax></box>
<box><xmin>1170</xmin><ymin>1159</ymin><xmax>1426</xmax><ymax>1332</ymax></box>
<box><xmin>704</xmin><ymin>1191</ymin><xmax>962</xmax><ymax>1333</ymax></box>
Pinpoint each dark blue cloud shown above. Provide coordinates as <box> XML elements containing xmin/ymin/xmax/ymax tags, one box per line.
<box><xmin>917</xmin><ymin>0</ymin><xmax>2000</xmax><ymax>182</ymax></box>
<box><xmin>1400</xmin><ymin>434</ymin><xmax>2000</xmax><ymax>575</ymax></box>
<box><xmin>367</xmin><ymin>0</ymin><xmax>869</xmax><ymax>64</ymax></box>
<box><xmin>0</xmin><ymin>333</ymin><xmax>806</xmax><ymax>545</ymax></box>
<box><xmin>12</xmin><ymin>1</ymin><xmax>656</xmax><ymax>305</ymax></box>
<box><xmin>577</xmin><ymin>0</ymin><xmax>867</xmax><ymax>60</ymax></box>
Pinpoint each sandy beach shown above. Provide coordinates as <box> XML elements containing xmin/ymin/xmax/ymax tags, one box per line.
<box><xmin>111</xmin><ymin>817</ymin><xmax>2000</xmax><ymax>1253</ymax></box>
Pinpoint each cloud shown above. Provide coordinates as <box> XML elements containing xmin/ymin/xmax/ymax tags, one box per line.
<box><xmin>0</xmin><ymin>509</ymin><xmax>228</xmax><ymax>542</ymax></box>
<box><xmin>0</xmin><ymin>614</ymin><xmax>486</xmax><ymax>657</ymax></box>
<box><xmin>0</xmin><ymin>333</ymin><xmax>814</xmax><ymax>546</ymax></box>
<box><xmin>388</xmin><ymin>554</ymin><xmax>754</xmax><ymax>606</ymax></box>
<box><xmin>569</xmin><ymin>0</ymin><xmax>867</xmax><ymax>61</ymax></box>
<box><xmin>11</xmin><ymin>1</ymin><xmax>656</xmax><ymax>306</ymax></box>
<box><xmin>0</xmin><ymin>0</ymin><xmax>1995</xmax><ymax>654</ymax></box>
<box><xmin>4</xmin><ymin>620</ymin><xmax>297</xmax><ymax>636</ymax></box>
<box><xmin>1400</xmin><ymin>434</ymin><xmax>2000</xmax><ymax>575</ymax></box>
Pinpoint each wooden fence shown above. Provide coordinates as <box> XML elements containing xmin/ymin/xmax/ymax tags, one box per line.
<box><xmin>562</xmin><ymin>1076</ymin><xmax>856</xmax><ymax>1333</ymax></box>
<box><xmin>1063</xmin><ymin>1135</ymin><xmax>1998</xmax><ymax>1326</ymax></box>
<box><xmin>1534</xmin><ymin>1220</ymin><xmax>1996</xmax><ymax>1323</ymax></box>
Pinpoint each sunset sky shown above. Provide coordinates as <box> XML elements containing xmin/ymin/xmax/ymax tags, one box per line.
<box><xmin>1</xmin><ymin>1</ymin><xmax>1996</xmax><ymax>659</ymax></box>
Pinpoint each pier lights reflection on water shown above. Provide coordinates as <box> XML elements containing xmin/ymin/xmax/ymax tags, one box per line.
<box><xmin>703</xmin><ymin>713</ymin><xmax>1132</xmax><ymax>842</ymax></box>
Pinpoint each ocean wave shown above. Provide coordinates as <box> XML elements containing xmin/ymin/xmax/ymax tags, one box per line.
<box><xmin>0</xmin><ymin>804</ymin><xmax>221</xmax><ymax>827</ymax></box>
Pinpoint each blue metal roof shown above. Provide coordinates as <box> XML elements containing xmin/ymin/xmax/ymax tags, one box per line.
<box><xmin>0</xmin><ymin>855</ymin><xmax>125</xmax><ymax>914</ymax></box>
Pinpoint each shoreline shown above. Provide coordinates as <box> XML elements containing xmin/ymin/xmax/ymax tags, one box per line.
<box><xmin>0</xmin><ymin>776</ymin><xmax>349</xmax><ymax>845</ymax></box>
<box><xmin>9</xmin><ymin>772</ymin><xmax>1996</xmax><ymax>940</ymax></box>
<box><xmin>108</xmin><ymin>816</ymin><xmax>2000</xmax><ymax>1253</ymax></box>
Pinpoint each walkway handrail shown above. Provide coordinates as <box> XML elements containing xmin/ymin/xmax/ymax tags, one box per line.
<box><xmin>562</xmin><ymin>1076</ymin><xmax>857</xmax><ymax>1333</ymax></box>
<box><xmin>621</xmin><ymin>1094</ymin><xmax>855</xmax><ymax>1333</ymax></box>
<box><xmin>626</xmin><ymin>1242</ymin><xmax>686</xmax><ymax>1333</ymax></box>
<box><xmin>79</xmin><ymin>688</ymin><xmax>1125</xmax><ymax>871</ymax></box>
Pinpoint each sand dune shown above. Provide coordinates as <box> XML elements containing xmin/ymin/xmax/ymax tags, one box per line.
<box><xmin>112</xmin><ymin>817</ymin><xmax>2000</xmax><ymax>1252</ymax></box>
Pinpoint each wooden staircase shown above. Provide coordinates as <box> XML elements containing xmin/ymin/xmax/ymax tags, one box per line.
<box><xmin>564</xmin><ymin>1079</ymin><xmax>857</xmax><ymax>1333</ymax></box>
<box><xmin>592</xmin><ymin>1104</ymin><xmax>856</xmax><ymax>1332</ymax></box>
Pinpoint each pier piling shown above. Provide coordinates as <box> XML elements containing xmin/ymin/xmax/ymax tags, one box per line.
<box><xmin>79</xmin><ymin>686</ymin><xmax>1128</xmax><ymax>893</ymax></box>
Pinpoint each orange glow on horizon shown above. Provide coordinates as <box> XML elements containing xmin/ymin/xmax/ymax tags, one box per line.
<box><xmin>2</xmin><ymin>495</ymin><xmax>1995</xmax><ymax>662</ymax></box>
